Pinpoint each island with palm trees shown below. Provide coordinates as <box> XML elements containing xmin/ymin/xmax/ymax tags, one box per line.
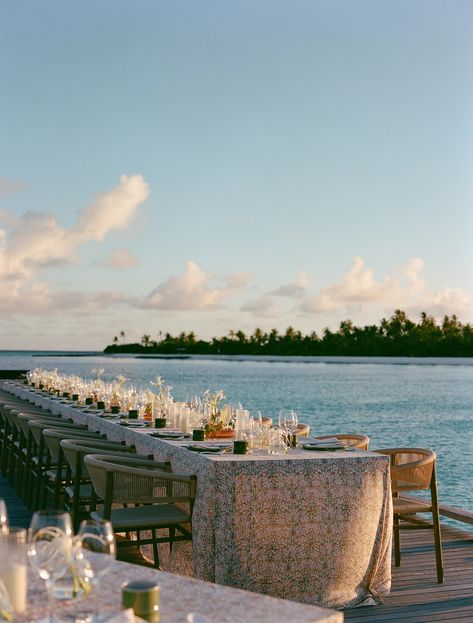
<box><xmin>103</xmin><ymin>310</ymin><xmax>473</xmax><ymax>357</ymax></box>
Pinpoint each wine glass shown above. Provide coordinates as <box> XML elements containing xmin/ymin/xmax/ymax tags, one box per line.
<box><xmin>77</xmin><ymin>519</ymin><xmax>116</xmax><ymax>589</ymax></box>
<box><xmin>28</xmin><ymin>510</ymin><xmax>86</xmax><ymax>609</ymax></box>
<box><xmin>278</xmin><ymin>409</ymin><xmax>298</xmax><ymax>444</ymax></box>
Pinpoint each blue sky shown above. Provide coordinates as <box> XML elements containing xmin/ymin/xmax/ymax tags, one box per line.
<box><xmin>1</xmin><ymin>0</ymin><xmax>472</xmax><ymax>349</ymax></box>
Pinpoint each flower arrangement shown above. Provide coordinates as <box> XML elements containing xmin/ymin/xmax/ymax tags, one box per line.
<box><xmin>203</xmin><ymin>389</ymin><xmax>232</xmax><ymax>434</ymax></box>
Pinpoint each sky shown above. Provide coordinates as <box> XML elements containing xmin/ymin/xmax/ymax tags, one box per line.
<box><xmin>1</xmin><ymin>0</ymin><xmax>472</xmax><ymax>349</ymax></box>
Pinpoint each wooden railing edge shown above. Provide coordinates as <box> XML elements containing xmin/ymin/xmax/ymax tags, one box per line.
<box><xmin>401</xmin><ymin>493</ymin><xmax>473</xmax><ymax>526</ymax></box>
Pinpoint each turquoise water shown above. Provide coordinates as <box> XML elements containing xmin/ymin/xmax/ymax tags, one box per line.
<box><xmin>1</xmin><ymin>352</ymin><xmax>473</xmax><ymax>521</ymax></box>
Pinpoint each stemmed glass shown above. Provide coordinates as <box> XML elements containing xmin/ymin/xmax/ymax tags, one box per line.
<box><xmin>28</xmin><ymin>510</ymin><xmax>87</xmax><ymax>616</ymax></box>
<box><xmin>278</xmin><ymin>409</ymin><xmax>298</xmax><ymax>443</ymax></box>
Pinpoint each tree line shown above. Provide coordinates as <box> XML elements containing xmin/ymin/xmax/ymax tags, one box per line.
<box><xmin>104</xmin><ymin>310</ymin><xmax>473</xmax><ymax>357</ymax></box>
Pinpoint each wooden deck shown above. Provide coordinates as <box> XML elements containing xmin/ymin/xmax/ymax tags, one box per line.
<box><xmin>344</xmin><ymin>522</ymin><xmax>473</xmax><ymax>622</ymax></box>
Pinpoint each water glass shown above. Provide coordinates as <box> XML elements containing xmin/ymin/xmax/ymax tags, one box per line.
<box><xmin>0</xmin><ymin>499</ymin><xmax>8</xmax><ymax>535</ymax></box>
<box><xmin>268</xmin><ymin>429</ymin><xmax>288</xmax><ymax>455</ymax></box>
<box><xmin>0</xmin><ymin>527</ymin><xmax>28</xmax><ymax>614</ymax></box>
<box><xmin>77</xmin><ymin>519</ymin><xmax>115</xmax><ymax>589</ymax></box>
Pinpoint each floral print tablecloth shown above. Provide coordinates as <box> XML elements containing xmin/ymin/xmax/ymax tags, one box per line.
<box><xmin>4</xmin><ymin>383</ymin><xmax>392</xmax><ymax>610</ymax></box>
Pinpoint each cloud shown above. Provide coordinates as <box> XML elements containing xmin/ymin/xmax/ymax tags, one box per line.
<box><xmin>241</xmin><ymin>296</ymin><xmax>279</xmax><ymax>317</ymax></box>
<box><xmin>72</xmin><ymin>174</ymin><xmax>149</xmax><ymax>242</ymax></box>
<box><xmin>299</xmin><ymin>256</ymin><xmax>472</xmax><ymax>318</ymax></box>
<box><xmin>97</xmin><ymin>248</ymin><xmax>140</xmax><ymax>271</ymax></box>
<box><xmin>0</xmin><ymin>177</ymin><xmax>25</xmax><ymax>197</ymax></box>
<box><xmin>0</xmin><ymin>174</ymin><xmax>149</xmax><ymax>282</ymax></box>
<box><xmin>0</xmin><ymin>174</ymin><xmax>149</xmax><ymax>314</ymax></box>
<box><xmin>300</xmin><ymin>257</ymin><xmax>399</xmax><ymax>313</ymax></box>
<box><xmin>0</xmin><ymin>280</ymin><xmax>128</xmax><ymax>315</ymax></box>
<box><xmin>141</xmin><ymin>260</ymin><xmax>245</xmax><ymax>311</ymax></box>
<box><xmin>270</xmin><ymin>270</ymin><xmax>309</xmax><ymax>298</ymax></box>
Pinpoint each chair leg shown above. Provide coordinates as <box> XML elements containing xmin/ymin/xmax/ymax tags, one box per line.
<box><xmin>152</xmin><ymin>529</ymin><xmax>159</xmax><ymax>568</ymax></box>
<box><xmin>393</xmin><ymin>515</ymin><xmax>401</xmax><ymax>566</ymax></box>
<box><xmin>432</xmin><ymin>510</ymin><xmax>444</xmax><ymax>583</ymax></box>
<box><xmin>431</xmin><ymin>466</ymin><xmax>444</xmax><ymax>584</ymax></box>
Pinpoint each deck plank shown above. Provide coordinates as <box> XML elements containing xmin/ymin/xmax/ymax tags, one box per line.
<box><xmin>344</xmin><ymin>523</ymin><xmax>473</xmax><ymax>622</ymax></box>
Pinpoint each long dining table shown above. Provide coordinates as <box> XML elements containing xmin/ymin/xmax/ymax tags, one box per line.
<box><xmin>3</xmin><ymin>382</ymin><xmax>392</xmax><ymax>611</ymax></box>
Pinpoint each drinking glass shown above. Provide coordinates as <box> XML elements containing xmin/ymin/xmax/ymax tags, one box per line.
<box><xmin>268</xmin><ymin>429</ymin><xmax>288</xmax><ymax>455</ymax></box>
<box><xmin>278</xmin><ymin>409</ymin><xmax>298</xmax><ymax>442</ymax></box>
<box><xmin>0</xmin><ymin>527</ymin><xmax>28</xmax><ymax>614</ymax></box>
<box><xmin>28</xmin><ymin>510</ymin><xmax>87</xmax><ymax>608</ymax></box>
<box><xmin>77</xmin><ymin>519</ymin><xmax>116</xmax><ymax>589</ymax></box>
<box><xmin>0</xmin><ymin>499</ymin><xmax>8</xmax><ymax>535</ymax></box>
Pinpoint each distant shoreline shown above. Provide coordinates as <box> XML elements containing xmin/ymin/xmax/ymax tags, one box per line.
<box><xmin>1</xmin><ymin>351</ymin><xmax>472</xmax><ymax>366</ymax></box>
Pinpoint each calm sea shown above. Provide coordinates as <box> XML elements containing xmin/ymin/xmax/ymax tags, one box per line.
<box><xmin>1</xmin><ymin>351</ymin><xmax>473</xmax><ymax>524</ymax></box>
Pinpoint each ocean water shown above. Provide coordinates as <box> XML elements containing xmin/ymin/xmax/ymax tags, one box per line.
<box><xmin>1</xmin><ymin>351</ymin><xmax>473</xmax><ymax>523</ymax></box>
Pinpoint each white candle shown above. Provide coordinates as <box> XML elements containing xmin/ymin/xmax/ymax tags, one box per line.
<box><xmin>0</xmin><ymin>562</ymin><xmax>27</xmax><ymax>613</ymax></box>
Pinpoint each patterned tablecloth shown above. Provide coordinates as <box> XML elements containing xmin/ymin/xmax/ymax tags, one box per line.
<box><xmin>15</xmin><ymin>558</ymin><xmax>343</xmax><ymax>623</ymax></box>
<box><xmin>4</xmin><ymin>383</ymin><xmax>392</xmax><ymax>610</ymax></box>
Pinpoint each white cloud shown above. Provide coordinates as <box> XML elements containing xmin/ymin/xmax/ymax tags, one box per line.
<box><xmin>72</xmin><ymin>174</ymin><xmax>149</xmax><ymax>242</ymax></box>
<box><xmin>0</xmin><ymin>174</ymin><xmax>149</xmax><ymax>282</ymax></box>
<box><xmin>0</xmin><ymin>280</ymin><xmax>128</xmax><ymax>315</ymax></box>
<box><xmin>0</xmin><ymin>177</ymin><xmax>25</xmax><ymax>196</ymax></box>
<box><xmin>299</xmin><ymin>256</ymin><xmax>472</xmax><ymax>319</ymax></box>
<box><xmin>300</xmin><ymin>257</ymin><xmax>399</xmax><ymax>313</ymax></box>
<box><xmin>98</xmin><ymin>248</ymin><xmax>140</xmax><ymax>271</ymax></box>
<box><xmin>141</xmin><ymin>260</ymin><xmax>245</xmax><ymax>311</ymax></box>
<box><xmin>270</xmin><ymin>270</ymin><xmax>309</xmax><ymax>298</ymax></box>
<box><xmin>0</xmin><ymin>174</ymin><xmax>149</xmax><ymax>314</ymax></box>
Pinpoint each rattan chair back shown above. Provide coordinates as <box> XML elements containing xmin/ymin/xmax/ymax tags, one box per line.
<box><xmin>375</xmin><ymin>447</ymin><xmax>435</xmax><ymax>491</ymax></box>
<box><xmin>296</xmin><ymin>423</ymin><xmax>311</xmax><ymax>437</ymax></box>
<box><xmin>84</xmin><ymin>454</ymin><xmax>190</xmax><ymax>508</ymax></box>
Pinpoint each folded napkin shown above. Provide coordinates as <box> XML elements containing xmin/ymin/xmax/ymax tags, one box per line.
<box><xmin>186</xmin><ymin>444</ymin><xmax>231</xmax><ymax>453</ymax></box>
<box><xmin>151</xmin><ymin>431</ymin><xmax>190</xmax><ymax>439</ymax></box>
<box><xmin>313</xmin><ymin>437</ymin><xmax>345</xmax><ymax>446</ymax></box>
<box><xmin>119</xmin><ymin>420</ymin><xmax>149</xmax><ymax>427</ymax></box>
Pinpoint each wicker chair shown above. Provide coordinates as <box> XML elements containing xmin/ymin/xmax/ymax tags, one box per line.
<box><xmin>296</xmin><ymin>423</ymin><xmax>311</xmax><ymax>437</ymax></box>
<box><xmin>314</xmin><ymin>434</ymin><xmax>370</xmax><ymax>450</ymax></box>
<box><xmin>41</xmin><ymin>428</ymin><xmax>110</xmax><ymax>510</ymax></box>
<box><xmin>84</xmin><ymin>454</ymin><xmax>196</xmax><ymax>567</ymax></box>
<box><xmin>375</xmin><ymin>447</ymin><xmax>443</xmax><ymax>583</ymax></box>
<box><xmin>261</xmin><ymin>417</ymin><xmax>273</xmax><ymax>428</ymax></box>
<box><xmin>2</xmin><ymin>407</ymin><xmax>66</xmax><ymax>485</ymax></box>
<box><xmin>60</xmin><ymin>438</ymin><xmax>138</xmax><ymax>530</ymax></box>
<box><xmin>28</xmin><ymin>421</ymin><xmax>97</xmax><ymax>509</ymax></box>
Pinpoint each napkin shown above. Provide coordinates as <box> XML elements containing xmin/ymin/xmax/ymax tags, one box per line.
<box><xmin>313</xmin><ymin>437</ymin><xmax>345</xmax><ymax>446</ymax></box>
<box><xmin>186</xmin><ymin>444</ymin><xmax>231</xmax><ymax>453</ymax></box>
<box><xmin>151</xmin><ymin>431</ymin><xmax>190</xmax><ymax>439</ymax></box>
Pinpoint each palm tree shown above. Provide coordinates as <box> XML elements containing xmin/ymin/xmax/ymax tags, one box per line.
<box><xmin>119</xmin><ymin>330</ymin><xmax>126</xmax><ymax>343</ymax></box>
<box><xmin>141</xmin><ymin>334</ymin><xmax>151</xmax><ymax>347</ymax></box>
